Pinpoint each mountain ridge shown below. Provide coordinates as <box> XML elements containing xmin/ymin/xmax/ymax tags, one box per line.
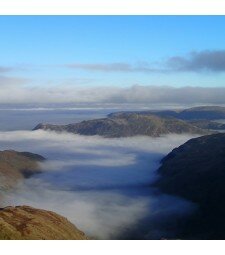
<box><xmin>109</xmin><ymin>105</ymin><xmax>225</xmax><ymax>121</ymax></box>
<box><xmin>33</xmin><ymin>112</ymin><xmax>209</xmax><ymax>137</ymax></box>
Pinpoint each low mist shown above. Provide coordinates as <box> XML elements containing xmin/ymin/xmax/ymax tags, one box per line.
<box><xmin>0</xmin><ymin>130</ymin><xmax>198</xmax><ymax>239</ymax></box>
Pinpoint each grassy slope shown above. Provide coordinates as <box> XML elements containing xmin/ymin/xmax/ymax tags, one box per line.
<box><xmin>0</xmin><ymin>206</ymin><xmax>88</xmax><ymax>240</ymax></box>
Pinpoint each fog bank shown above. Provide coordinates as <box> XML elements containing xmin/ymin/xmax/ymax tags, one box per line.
<box><xmin>0</xmin><ymin>130</ymin><xmax>198</xmax><ymax>239</ymax></box>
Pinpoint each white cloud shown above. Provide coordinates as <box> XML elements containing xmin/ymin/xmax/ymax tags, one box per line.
<box><xmin>0</xmin><ymin>82</ymin><xmax>225</xmax><ymax>107</ymax></box>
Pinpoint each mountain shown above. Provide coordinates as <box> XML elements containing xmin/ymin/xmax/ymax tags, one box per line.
<box><xmin>0</xmin><ymin>205</ymin><xmax>88</xmax><ymax>240</ymax></box>
<box><xmin>33</xmin><ymin>113</ymin><xmax>209</xmax><ymax>138</ymax></box>
<box><xmin>108</xmin><ymin>106</ymin><xmax>225</xmax><ymax>132</ymax></box>
<box><xmin>0</xmin><ymin>150</ymin><xmax>45</xmax><ymax>190</ymax></box>
<box><xmin>109</xmin><ymin>106</ymin><xmax>225</xmax><ymax>121</ymax></box>
<box><xmin>0</xmin><ymin>151</ymin><xmax>88</xmax><ymax>240</ymax></box>
<box><xmin>176</xmin><ymin>106</ymin><xmax>225</xmax><ymax>120</ymax></box>
<box><xmin>189</xmin><ymin>119</ymin><xmax>225</xmax><ymax>131</ymax></box>
<box><xmin>154</xmin><ymin>133</ymin><xmax>225</xmax><ymax>239</ymax></box>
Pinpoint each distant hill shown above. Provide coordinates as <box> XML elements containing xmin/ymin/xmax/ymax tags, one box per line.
<box><xmin>189</xmin><ymin>119</ymin><xmax>225</xmax><ymax>131</ymax></box>
<box><xmin>108</xmin><ymin>106</ymin><xmax>225</xmax><ymax>132</ymax></box>
<box><xmin>162</xmin><ymin>106</ymin><xmax>225</xmax><ymax>120</ymax></box>
<box><xmin>0</xmin><ymin>150</ymin><xmax>45</xmax><ymax>190</ymax></box>
<box><xmin>154</xmin><ymin>133</ymin><xmax>225</xmax><ymax>239</ymax></box>
<box><xmin>109</xmin><ymin>106</ymin><xmax>225</xmax><ymax>121</ymax></box>
<box><xmin>33</xmin><ymin>113</ymin><xmax>209</xmax><ymax>138</ymax></box>
<box><xmin>0</xmin><ymin>206</ymin><xmax>88</xmax><ymax>240</ymax></box>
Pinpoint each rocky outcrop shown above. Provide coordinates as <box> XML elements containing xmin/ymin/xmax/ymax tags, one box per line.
<box><xmin>0</xmin><ymin>206</ymin><xmax>88</xmax><ymax>240</ymax></box>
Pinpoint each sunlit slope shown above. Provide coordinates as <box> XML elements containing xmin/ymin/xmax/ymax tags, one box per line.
<box><xmin>0</xmin><ymin>206</ymin><xmax>88</xmax><ymax>240</ymax></box>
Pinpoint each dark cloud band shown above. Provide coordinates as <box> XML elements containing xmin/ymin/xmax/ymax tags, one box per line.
<box><xmin>167</xmin><ymin>50</ymin><xmax>225</xmax><ymax>72</ymax></box>
<box><xmin>0</xmin><ymin>66</ymin><xmax>14</xmax><ymax>73</ymax></box>
<box><xmin>67</xmin><ymin>50</ymin><xmax>225</xmax><ymax>73</ymax></box>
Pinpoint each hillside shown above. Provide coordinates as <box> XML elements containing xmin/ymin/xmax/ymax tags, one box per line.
<box><xmin>0</xmin><ymin>150</ymin><xmax>45</xmax><ymax>190</ymax></box>
<box><xmin>154</xmin><ymin>133</ymin><xmax>225</xmax><ymax>239</ymax></box>
<box><xmin>0</xmin><ymin>206</ymin><xmax>88</xmax><ymax>240</ymax></box>
<box><xmin>0</xmin><ymin>151</ymin><xmax>89</xmax><ymax>240</ymax></box>
<box><xmin>109</xmin><ymin>106</ymin><xmax>225</xmax><ymax>121</ymax></box>
<box><xmin>33</xmin><ymin>113</ymin><xmax>209</xmax><ymax>137</ymax></box>
<box><xmin>189</xmin><ymin>119</ymin><xmax>225</xmax><ymax>131</ymax></box>
<box><xmin>178</xmin><ymin>106</ymin><xmax>225</xmax><ymax>120</ymax></box>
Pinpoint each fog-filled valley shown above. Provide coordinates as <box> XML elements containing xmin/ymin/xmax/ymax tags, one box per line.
<box><xmin>2</xmin><ymin>14</ymin><xmax>225</xmax><ymax>250</ymax></box>
<box><xmin>0</xmin><ymin>109</ymin><xmax>198</xmax><ymax>239</ymax></box>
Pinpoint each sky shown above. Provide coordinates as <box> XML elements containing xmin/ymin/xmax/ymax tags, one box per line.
<box><xmin>1</xmin><ymin>16</ymin><xmax>225</xmax><ymax>106</ymax></box>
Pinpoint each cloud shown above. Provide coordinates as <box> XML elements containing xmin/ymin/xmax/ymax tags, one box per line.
<box><xmin>67</xmin><ymin>62</ymin><xmax>158</xmax><ymax>73</ymax></box>
<box><xmin>0</xmin><ymin>66</ymin><xmax>14</xmax><ymax>73</ymax></box>
<box><xmin>1</xmin><ymin>84</ymin><xmax>225</xmax><ymax>107</ymax></box>
<box><xmin>0</xmin><ymin>130</ymin><xmax>197</xmax><ymax>239</ymax></box>
<box><xmin>0</xmin><ymin>75</ymin><xmax>29</xmax><ymax>87</ymax></box>
<box><xmin>167</xmin><ymin>50</ymin><xmax>225</xmax><ymax>72</ymax></box>
<box><xmin>104</xmin><ymin>85</ymin><xmax>225</xmax><ymax>105</ymax></box>
<box><xmin>0</xmin><ymin>65</ymin><xmax>28</xmax><ymax>74</ymax></box>
<box><xmin>67</xmin><ymin>50</ymin><xmax>225</xmax><ymax>73</ymax></box>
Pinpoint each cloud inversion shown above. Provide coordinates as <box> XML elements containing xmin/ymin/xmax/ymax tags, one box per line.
<box><xmin>0</xmin><ymin>130</ymin><xmax>197</xmax><ymax>239</ymax></box>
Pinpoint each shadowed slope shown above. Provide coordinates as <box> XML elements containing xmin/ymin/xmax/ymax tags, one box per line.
<box><xmin>155</xmin><ymin>133</ymin><xmax>225</xmax><ymax>239</ymax></box>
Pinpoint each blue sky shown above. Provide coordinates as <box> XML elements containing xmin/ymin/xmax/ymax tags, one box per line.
<box><xmin>1</xmin><ymin>16</ymin><xmax>225</xmax><ymax>93</ymax></box>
